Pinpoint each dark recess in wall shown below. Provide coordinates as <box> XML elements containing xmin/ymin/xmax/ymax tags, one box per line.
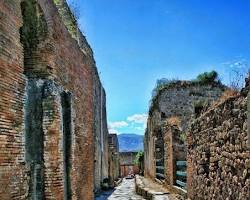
<box><xmin>61</xmin><ymin>92</ymin><xmax>72</xmax><ymax>200</ymax></box>
<box><xmin>24</xmin><ymin>79</ymin><xmax>45</xmax><ymax>199</ymax></box>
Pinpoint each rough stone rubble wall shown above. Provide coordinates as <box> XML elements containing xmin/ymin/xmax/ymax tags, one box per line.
<box><xmin>144</xmin><ymin>83</ymin><xmax>226</xmax><ymax>180</ymax></box>
<box><xmin>157</xmin><ymin>83</ymin><xmax>226</xmax><ymax>130</ymax></box>
<box><xmin>0</xmin><ymin>0</ymin><xmax>107</xmax><ymax>199</ymax></box>
<box><xmin>187</xmin><ymin>95</ymin><xmax>249</xmax><ymax>200</ymax></box>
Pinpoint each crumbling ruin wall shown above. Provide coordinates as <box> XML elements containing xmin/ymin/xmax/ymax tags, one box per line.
<box><xmin>163</xmin><ymin>125</ymin><xmax>186</xmax><ymax>187</ymax></box>
<box><xmin>187</xmin><ymin>94</ymin><xmax>249</xmax><ymax>200</ymax></box>
<box><xmin>0</xmin><ymin>0</ymin><xmax>106</xmax><ymax>199</ymax></box>
<box><xmin>144</xmin><ymin>82</ymin><xmax>226</xmax><ymax>180</ymax></box>
<box><xmin>155</xmin><ymin>82</ymin><xmax>227</xmax><ymax>130</ymax></box>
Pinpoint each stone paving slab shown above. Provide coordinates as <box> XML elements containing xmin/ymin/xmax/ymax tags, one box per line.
<box><xmin>95</xmin><ymin>178</ymin><xmax>145</xmax><ymax>200</ymax></box>
<box><xmin>135</xmin><ymin>175</ymin><xmax>181</xmax><ymax>200</ymax></box>
<box><xmin>153</xmin><ymin>195</ymin><xmax>170</xmax><ymax>200</ymax></box>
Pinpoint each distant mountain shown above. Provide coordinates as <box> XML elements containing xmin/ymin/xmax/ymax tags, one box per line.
<box><xmin>118</xmin><ymin>133</ymin><xmax>144</xmax><ymax>152</ymax></box>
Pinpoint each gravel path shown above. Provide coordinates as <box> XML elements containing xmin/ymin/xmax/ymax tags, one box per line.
<box><xmin>95</xmin><ymin>179</ymin><xmax>145</xmax><ymax>200</ymax></box>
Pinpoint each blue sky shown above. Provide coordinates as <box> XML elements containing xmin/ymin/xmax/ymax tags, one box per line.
<box><xmin>67</xmin><ymin>0</ymin><xmax>250</xmax><ymax>135</ymax></box>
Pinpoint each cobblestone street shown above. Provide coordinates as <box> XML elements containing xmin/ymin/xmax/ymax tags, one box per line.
<box><xmin>95</xmin><ymin>179</ymin><xmax>145</xmax><ymax>200</ymax></box>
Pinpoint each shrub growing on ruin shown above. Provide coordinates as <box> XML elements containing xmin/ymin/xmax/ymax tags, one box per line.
<box><xmin>134</xmin><ymin>151</ymin><xmax>144</xmax><ymax>175</ymax></box>
<box><xmin>195</xmin><ymin>70</ymin><xmax>220</xmax><ymax>84</ymax></box>
<box><xmin>134</xmin><ymin>151</ymin><xmax>144</xmax><ymax>165</ymax></box>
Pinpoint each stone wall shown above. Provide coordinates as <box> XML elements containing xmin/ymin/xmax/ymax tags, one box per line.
<box><xmin>151</xmin><ymin>81</ymin><xmax>227</xmax><ymax>130</ymax></box>
<box><xmin>120</xmin><ymin>152</ymin><xmax>138</xmax><ymax>165</ymax></box>
<box><xmin>187</xmin><ymin>94</ymin><xmax>249</xmax><ymax>200</ymax></box>
<box><xmin>0</xmin><ymin>0</ymin><xmax>107</xmax><ymax>199</ymax></box>
<box><xmin>145</xmin><ymin>81</ymin><xmax>226</xmax><ymax>180</ymax></box>
<box><xmin>119</xmin><ymin>152</ymin><xmax>139</xmax><ymax>177</ymax></box>
<box><xmin>120</xmin><ymin>165</ymin><xmax>140</xmax><ymax>177</ymax></box>
<box><xmin>163</xmin><ymin>125</ymin><xmax>186</xmax><ymax>187</ymax></box>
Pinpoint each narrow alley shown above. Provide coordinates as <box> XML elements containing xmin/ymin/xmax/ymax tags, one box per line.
<box><xmin>95</xmin><ymin>179</ymin><xmax>145</xmax><ymax>200</ymax></box>
<box><xmin>0</xmin><ymin>0</ymin><xmax>249</xmax><ymax>200</ymax></box>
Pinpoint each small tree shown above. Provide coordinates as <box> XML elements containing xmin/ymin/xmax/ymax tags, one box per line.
<box><xmin>134</xmin><ymin>151</ymin><xmax>144</xmax><ymax>175</ymax></box>
<box><xmin>196</xmin><ymin>70</ymin><xmax>219</xmax><ymax>84</ymax></box>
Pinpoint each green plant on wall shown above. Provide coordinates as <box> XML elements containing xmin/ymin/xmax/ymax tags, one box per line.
<box><xmin>195</xmin><ymin>70</ymin><xmax>219</xmax><ymax>84</ymax></box>
<box><xmin>134</xmin><ymin>151</ymin><xmax>144</xmax><ymax>175</ymax></box>
<box><xmin>134</xmin><ymin>151</ymin><xmax>144</xmax><ymax>165</ymax></box>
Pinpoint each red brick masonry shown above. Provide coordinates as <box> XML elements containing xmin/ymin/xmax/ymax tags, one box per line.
<box><xmin>0</xmin><ymin>0</ymin><xmax>106</xmax><ymax>199</ymax></box>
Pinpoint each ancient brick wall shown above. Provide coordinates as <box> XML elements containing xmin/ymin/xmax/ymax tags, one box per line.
<box><xmin>0</xmin><ymin>0</ymin><xmax>28</xmax><ymax>199</ymax></box>
<box><xmin>93</xmin><ymin>70</ymin><xmax>109</xmax><ymax>193</ymax></box>
<box><xmin>101</xmin><ymin>89</ymin><xmax>109</xmax><ymax>184</ymax></box>
<box><xmin>187</xmin><ymin>94</ymin><xmax>249</xmax><ymax>200</ymax></box>
<box><xmin>119</xmin><ymin>151</ymin><xmax>139</xmax><ymax>177</ymax></box>
<box><xmin>120</xmin><ymin>151</ymin><xmax>141</xmax><ymax>177</ymax></box>
<box><xmin>120</xmin><ymin>165</ymin><xmax>140</xmax><ymax>177</ymax></box>
<box><xmin>93</xmin><ymin>70</ymin><xmax>102</xmax><ymax>193</ymax></box>
<box><xmin>0</xmin><ymin>0</ymin><xmax>107</xmax><ymax>199</ymax></box>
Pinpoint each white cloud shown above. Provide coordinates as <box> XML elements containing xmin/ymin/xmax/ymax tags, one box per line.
<box><xmin>108</xmin><ymin>114</ymin><xmax>148</xmax><ymax>134</ymax></box>
<box><xmin>108</xmin><ymin>121</ymin><xmax>128</xmax><ymax>129</ymax></box>
<box><xmin>127</xmin><ymin>113</ymin><xmax>148</xmax><ymax>124</ymax></box>
<box><xmin>108</xmin><ymin>128</ymin><xmax>119</xmax><ymax>134</ymax></box>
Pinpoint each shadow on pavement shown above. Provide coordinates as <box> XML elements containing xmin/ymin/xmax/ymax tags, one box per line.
<box><xmin>95</xmin><ymin>189</ymin><xmax>116</xmax><ymax>200</ymax></box>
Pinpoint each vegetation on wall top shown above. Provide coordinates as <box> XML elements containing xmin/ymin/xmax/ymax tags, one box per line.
<box><xmin>149</xmin><ymin>71</ymin><xmax>223</xmax><ymax>114</ymax></box>
<box><xmin>194</xmin><ymin>70</ymin><xmax>220</xmax><ymax>84</ymax></box>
